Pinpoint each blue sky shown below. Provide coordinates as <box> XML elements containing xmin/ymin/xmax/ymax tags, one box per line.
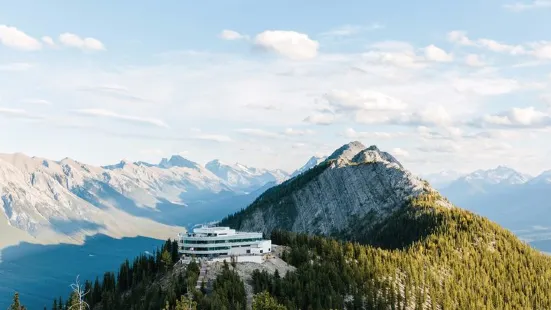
<box><xmin>1</xmin><ymin>0</ymin><xmax>551</xmax><ymax>175</ymax></box>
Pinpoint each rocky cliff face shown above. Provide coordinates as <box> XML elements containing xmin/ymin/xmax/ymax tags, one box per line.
<box><xmin>221</xmin><ymin>141</ymin><xmax>451</xmax><ymax>236</ymax></box>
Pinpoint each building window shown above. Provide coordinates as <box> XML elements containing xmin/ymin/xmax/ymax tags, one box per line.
<box><xmin>246</xmin><ymin>250</ymin><xmax>251</xmax><ymax>254</ymax></box>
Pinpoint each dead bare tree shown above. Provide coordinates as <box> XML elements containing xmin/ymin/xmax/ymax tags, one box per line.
<box><xmin>69</xmin><ymin>275</ymin><xmax>90</xmax><ymax>310</ymax></box>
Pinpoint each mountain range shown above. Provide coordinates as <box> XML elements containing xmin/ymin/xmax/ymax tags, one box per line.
<box><xmin>5</xmin><ymin>141</ymin><xmax>551</xmax><ymax>309</ymax></box>
<box><xmin>3</xmin><ymin>143</ymin><xmax>551</xmax><ymax>251</ymax></box>
<box><xmin>0</xmin><ymin>153</ymin><xmax>329</xmax><ymax>249</ymax></box>
<box><xmin>429</xmin><ymin>166</ymin><xmax>551</xmax><ymax>240</ymax></box>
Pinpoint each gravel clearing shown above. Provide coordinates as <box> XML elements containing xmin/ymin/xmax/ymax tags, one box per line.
<box><xmin>203</xmin><ymin>245</ymin><xmax>295</xmax><ymax>309</ymax></box>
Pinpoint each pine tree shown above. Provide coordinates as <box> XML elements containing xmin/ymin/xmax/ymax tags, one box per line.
<box><xmin>161</xmin><ymin>249</ymin><xmax>173</xmax><ymax>271</ymax></box>
<box><xmin>174</xmin><ymin>295</ymin><xmax>198</xmax><ymax>310</ymax></box>
<box><xmin>171</xmin><ymin>239</ymin><xmax>180</xmax><ymax>264</ymax></box>
<box><xmin>9</xmin><ymin>292</ymin><xmax>24</xmax><ymax>310</ymax></box>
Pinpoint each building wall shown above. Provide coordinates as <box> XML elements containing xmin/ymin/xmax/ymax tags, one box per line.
<box><xmin>177</xmin><ymin>231</ymin><xmax>272</xmax><ymax>260</ymax></box>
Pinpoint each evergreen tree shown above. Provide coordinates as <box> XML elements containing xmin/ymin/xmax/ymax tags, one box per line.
<box><xmin>161</xmin><ymin>249</ymin><xmax>173</xmax><ymax>271</ymax></box>
<box><xmin>252</xmin><ymin>291</ymin><xmax>286</xmax><ymax>310</ymax></box>
<box><xmin>9</xmin><ymin>292</ymin><xmax>24</xmax><ymax>310</ymax></box>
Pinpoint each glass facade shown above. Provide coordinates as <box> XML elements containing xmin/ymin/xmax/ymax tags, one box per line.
<box><xmin>183</xmin><ymin>246</ymin><xmax>230</xmax><ymax>251</ymax></box>
<box><xmin>182</xmin><ymin>237</ymin><xmax>262</xmax><ymax>244</ymax></box>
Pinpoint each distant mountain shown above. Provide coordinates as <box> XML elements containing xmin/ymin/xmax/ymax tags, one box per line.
<box><xmin>158</xmin><ymin>155</ymin><xmax>201</xmax><ymax>170</ymax></box>
<box><xmin>219</xmin><ymin>141</ymin><xmax>551</xmax><ymax>308</ymax></box>
<box><xmin>441</xmin><ymin>165</ymin><xmax>529</xmax><ymax>196</ymax></box>
<box><xmin>461</xmin><ymin>165</ymin><xmax>530</xmax><ymax>186</ymax></box>
<box><xmin>439</xmin><ymin>166</ymin><xmax>551</xmax><ymax>237</ymax></box>
<box><xmin>528</xmin><ymin>170</ymin><xmax>551</xmax><ymax>186</ymax></box>
<box><xmin>290</xmin><ymin>155</ymin><xmax>327</xmax><ymax>178</ymax></box>
<box><xmin>0</xmin><ymin>153</ymin><xmax>274</xmax><ymax>249</ymax></box>
<box><xmin>205</xmin><ymin>159</ymin><xmax>289</xmax><ymax>192</ymax></box>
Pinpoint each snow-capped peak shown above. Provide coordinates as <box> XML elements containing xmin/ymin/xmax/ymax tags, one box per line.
<box><xmin>291</xmin><ymin>155</ymin><xmax>328</xmax><ymax>178</ymax></box>
<box><xmin>205</xmin><ymin>159</ymin><xmax>289</xmax><ymax>191</ymax></box>
<box><xmin>462</xmin><ymin>166</ymin><xmax>530</xmax><ymax>185</ymax></box>
<box><xmin>103</xmin><ymin>159</ymin><xmax>133</xmax><ymax>170</ymax></box>
<box><xmin>159</xmin><ymin>155</ymin><xmax>200</xmax><ymax>169</ymax></box>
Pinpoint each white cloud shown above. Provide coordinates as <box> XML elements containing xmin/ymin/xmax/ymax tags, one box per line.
<box><xmin>0</xmin><ymin>25</ymin><xmax>41</xmax><ymax>51</ymax></box>
<box><xmin>0</xmin><ymin>107</ymin><xmax>38</xmax><ymax>119</ymax></box>
<box><xmin>418</xmin><ymin>141</ymin><xmax>461</xmax><ymax>153</ymax></box>
<box><xmin>283</xmin><ymin>128</ymin><xmax>314</xmax><ymax>136</ymax></box>
<box><xmin>477</xmin><ymin>38</ymin><xmax>525</xmax><ymax>55</ymax></box>
<box><xmin>362</xmin><ymin>50</ymin><xmax>425</xmax><ymax>68</ymax></box>
<box><xmin>504</xmin><ymin>0</ymin><xmax>551</xmax><ymax>11</ymax></box>
<box><xmin>0</xmin><ymin>107</ymin><xmax>28</xmax><ymax>116</ymax></box>
<box><xmin>370</xmin><ymin>40</ymin><xmax>415</xmax><ymax>52</ymax></box>
<box><xmin>139</xmin><ymin>149</ymin><xmax>164</xmax><ymax>156</ymax></box>
<box><xmin>447</xmin><ymin>31</ymin><xmax>475</xmax><ymax>46</ymax></box>
<box><xmin>452</xmin><ymin>78</ymin><xmax>521</xmax><ymax>95</ymax></box>
<box><xmin>42</xmin><ymin>36</ymin><xmax>55</xmax><ymax>46</ymax></box>
<box><xmin>424</xmin><ymin>44</ymin><xmax>453</xmax><ymax>62</ymax></box>
<box><xmin>355</xmin><ymin>106</ymin><xmax>453</xmax><ymax>127</ymax></box>
<box><xmin>320</xmin><ymin>23</ymin><xmax>384</xmax><ymax>37</ymax></box>
<box><xmin>304</xmin><ymin>113</ymin><xmax>335</xmax><ymax>125</ymax></box>
<box><xmin>235</xmin><ymin>128</ymin><xmax>280</xmax><ymax>138</ymax></box>
<box><xmin>474</xmin><ymin>107</ymin><xmax>551</xmax><ymax>128</ymax></box>
<box><xmin>72</xmin><ymin>109</ymin><xmax>168</xmax><ymax>127</ymax></box>
<box><xmin>448</xmin><ymin>30</ymin><xmax>551</xmax><ymax>60</ymax></box>
<box><xmin>391</xmin><ymin>106</ymin><xmax>453</xmax><ymax>127</ymax></box>
<box><xmin>193</xmin><ymin>134</ymin><xmax>233</xmax><ymax>143</ymax></box>
<box><xmin>541</xmin><ymin>94</ymin><xmax>551</xmax><ymax>105</ymax></box>
<box><xmin>0</xmin><ymin>62</ymin><xmax>33</xmax><ymax>72</ymax></box>
<box><xmin>254</xmin><ymin>30</ymin><xmax>319</xmax><ymax>60</ymax></box>
<box><xmin>530</xmin><ymin>41</ymin><xmax>551</xmax><ymax>59</ymax></box>
<box><xmin>324</xmin><ymin>90</ymin><xmax>407</xmax><ymax>112</ymax></box>
<box><xmin>465</xmin><ymin>54</ymin><xmax>486</xmax><ymax>67</ymax></box>
<box><xmin>22</xmin><ymin>99</ymin><xmax>51</xmax><ymax>105</ymax></box>
<box><xmin>391</xmin><ymin>148</ymin><xmax>409</xmax><ymax>157</ymax></box>
<box><xmin>447</xmin><ymin>30</ymin><xmax>525</xmax><ymax>55</ymax></box>
<box><xmin>343</xmin><ymin>128</ymin><xmax>406</xmax><ymax>139</ymax></box>
<box><xmin>78</xmin><ymin>85</ymin><xmax>150</xmax><ymax>103</ymax></box>
<box><xmin>59</xmin><ymin>33</ymin><xmax>105</xmax><ymax>51</ymax></box>
<box><xmin>219</xmin><ymin>30</ymin><xmax>247</xmax><ymax>41</ymax></box>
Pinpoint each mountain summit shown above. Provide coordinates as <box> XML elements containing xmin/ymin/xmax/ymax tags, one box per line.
<box><xmin>221</xmin><ymin>141</ymin><xmax>450</xmax><ymax>236</ymax></box>
<box><xmin>158</xmin><ymin>155</ymin><xmax>200</xmax><ymax>169</ymax></box>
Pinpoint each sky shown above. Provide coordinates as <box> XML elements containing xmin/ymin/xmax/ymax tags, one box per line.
<box><xmin>1</xmin><ymin>0</ymin><xmax>551</xmax><ymax>176</ymax></box>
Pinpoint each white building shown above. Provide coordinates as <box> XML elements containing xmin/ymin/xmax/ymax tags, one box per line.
<box><xmin>178</xmin><ymin>225</ymin><xmax>271</xmax><ymax>262</ymax></box>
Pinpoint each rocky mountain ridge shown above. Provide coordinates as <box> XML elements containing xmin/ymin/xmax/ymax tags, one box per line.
<box><xmin>221</xmin><ymin>141</ymin><xmax>452</xmax><ymax>236</ymax></box>
<box><xmin>0</xmin><ymin>153</ymin><xmax>288</xmax><ymax>249</ymax></box>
